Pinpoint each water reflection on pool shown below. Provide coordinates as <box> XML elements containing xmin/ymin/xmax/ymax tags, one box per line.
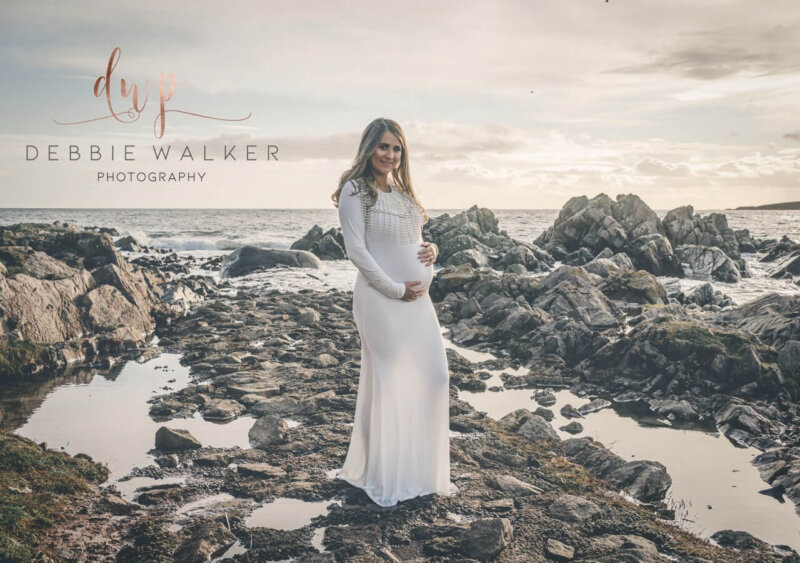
<box><xmin>451</xmin><ymin>339</ymin><xmax>800</xmax><ymax>551</ymax></box>
<box><xmin>12</xmin><ymin>353</ymin><xmax>251</xmax><ymax>482</ymax></box>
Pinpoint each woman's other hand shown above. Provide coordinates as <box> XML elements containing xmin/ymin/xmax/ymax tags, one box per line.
<box><xmin>401</xmin><ymin>280</ymin><xmax>426</xmax><ymax>301</ymax></box>
<box><xmin>418</xmin><ymin>242</ymin><xmax>438</xmax><ymax>266</ymax></box>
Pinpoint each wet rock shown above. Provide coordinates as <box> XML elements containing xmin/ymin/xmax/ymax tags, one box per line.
<box><xmin>424</xmin><ymin>206</ymin><xmax>552</xmax><ymax>273</ymax></box>
<box><xmin>607</xmin><ymin>460</ymin><xmax>672</xmax><ymax>503</ymax></box>
<box><xmin>237</xmin><ymin>462</ymin><xmax>287</xmax><ymax>478</ymax></box>
<box><xmin>563</xmin><ymin>247</ymin><xmax>594</xmax><ymax>266</ymax></box>
<box><xmin>290</xmin><ymin>225</ymin><xmax>346</xmax><ymax>260</ymax></box>
<box><xmin>194</xmin><ymin>452</ymin><xmax>230</xmax><ymax>467</ymax></box>
<box><xmin>716</xmin><ymin>398</ymin><xmax>782</xmax><ymax>447</ymax></box>
<box><xmin>597</xmin><ymin>269</ymin><xmax>668</xmax><ymax>305</ymax></box>
<box><xmin>155</xmin><ymin>427</ymin><xmax>202</xmax><ymax>451</ymax></box>
<box><xmin>532</xmin><ymin>266</ymin><xmax>622</xmax><ymax>330</ymax></box>
<box><xmin>102</xmin><ymin>493</ymin><xmax>138</xmax><ymax>515</ymax></box>
<box><xmin>582</xmin><ymin>253</ymin><xmax>635</xmax><ymax>278</ymax></box>
<box><xmin>314</xmin><ymin>353</ymin><xmax>339</xmax><ymax>368</ymax></box>
<box><xmin>228</xmin><ymin>382</ymin><xmax>281</xmax><ymax>399</ymax></box>
<box><xmin>422</xmin><ymin>517</ymin><xmax>513</xmax><ymax>560</ymax></box>
<box><xmin>548</xmin><ymin>494</ymin><xmax>602</xmax><ymax>522</ymax></box>
<box><xmin>249</xmin><ymin>396</ymin><xmax>301</xmax><ymax>417</ymax></box>
<box><xmin>462</xmin><ymin>518</ymin><xmax>514</xmax><ymax>559</ymax></box>
<box><xmin>584</xmin><ymin>317</ymin><xmax>778</xmax><ymax>397</ymax></box>
<box><xmin>681</xmin><ymin>282</ymin><xmax>734</xmax><ymax>308</ymax></box>
<box><xmin>84</xmin><ymin>284</ymin><xmax>154</xmax><ymax>339</ymax></box>
<box><xmin>296</xmin><ymin>308</ymin><xmax>320</xmax><ymax>326</ymax></box>
<box><xmin>716</xmin><ymin>293</ymin><xmax>800</xmax><ymax>347</ymax></box>
<box><xmin>663</xmin><ymin>206</ymin><xmax>741</xmax><ymax>258</ymax></box>
<box><xmin>429</xmin><ymin>263</ymin><xmax>481</xmax><ymax>301</ymax></box>
<box><xmin>135</xmin><ymin>483</ymin><xmax>186</xmax><ymax>505</ymax></box>
<box><xmin>485</xmin><ymin>498</ymin><xmax>515</xmax><ymax>513</ymax></box>
<box><xmin>149</xmin><ymin>399</ymin><xmax>186</xmax><ymax>417</ymax></box>
<box><xmin>248</xmin><ymin>415</ymin><xmax>288</xmax><ymax>448</ymax></box>
<box><xmin>115</xmin><ymin>235</ymin><xmax>141</xmax><ymax>252</ymax></box>
<box><xmin>202</xmin><ymin>398</ymin><xmax>246</xmax><ymax>421</ymax></box>
<box><xmin>160</xmin><ymin>282</ymin><xmax>205</xmax><ymax>314</ymax></box>
<box><xmin>562</xmin><ymin>437</ymin><xmax>672</xmax><ymax>502</ymax></box>
<box><xmin>760</xmin><ymin>235</ymin><xmax>800</xmax><ymax>262</ymax></box>
<box><xmin>648</xmin><ymin>398</ymin><xmax>698</xmax><ymax>422</ymax></box>
<box><xmin>173</xmin><ymin>520</ymin><xmax>236</xmax><ymax>563</ymax></box>
<box><xmin>155</xmin><ymin>454</ymin><xmax>179</xmax><ymax>468</ymax></box>
<box><xmin>589</xmin><ymin>534</ymin><xmax>661</xmax><ymax>560</ymax></box>
<box><xmin>577</xmin><ymin>398</ymin><xmax>611</xmax><ymax>415</ymax></box>
<box><xmin>710</xmin><ymin>529</ymin><xmax>766</xmax><ymax>550</ymax></box>
<box><xmin>517</xmin><ymin>414</ymin><xmax>560</xmax><ymax>444</ymax></box>
<box><xmin>545</xmin><ymin>538</ymin><xmax>575</xmax><ymax>561</ymax></box>
<box><xmin>676</xmin><ymin>245</ymin><xmax>742</xmax><ymax>282</ymax></box>
<box><xmin>625</xmin><ymin>234</ymin><xmax>684</xmax><ymax>277</ymax></box>
<box><xmin>534</xmin><ymin>194</ymin><xmax>662</xmax><ymax>259</ymax></box>
<box><xmin>559</xmin><ymin>421</ymin><xmax>583</xmax><ymax>434</ymax></box>
<box><xmin>766</xmin><ymin>249</ymin><xmax>800</xmax><ymax>278</ymax></box>
<box><xmin>560</xmin><ymin>404</ymin><xmax>584</xmax><ymax>419</ymax></box>
<box><xmin>535</xmin><ymin>391</ymin><xmax>557</xmax><ymax>406</ymax></box>
<box><xmin>488</xmin><ymin>474</ymin><xmax>542</xmax><ymax>496</ymax></box>
<box><xmin>220</xmin><ymin>246</ymin><xmax>321</xmax><ymax>278</ymax></box>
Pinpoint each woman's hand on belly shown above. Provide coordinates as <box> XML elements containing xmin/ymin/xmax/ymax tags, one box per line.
<box><xmin>401</xmin><ymin>280</ymin><xmax>426</xmax><ymax>302</ymax></box>
<box><xmin>417</xmin><ymin>241</ymin><xmax>438</xmax><ymax>266</ymax></box>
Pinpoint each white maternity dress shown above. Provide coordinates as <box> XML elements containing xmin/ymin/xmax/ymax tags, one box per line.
<box><xmin>335</xmin><ymin>177</ymin><xmax>451</xmax><ymax>507</ymax></box>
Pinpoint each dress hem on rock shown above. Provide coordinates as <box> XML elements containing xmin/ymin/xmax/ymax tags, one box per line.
<box><xmin>335</xmin><ymin>473</ymin><xmax>454</xmax><ymax>507</ymax></box>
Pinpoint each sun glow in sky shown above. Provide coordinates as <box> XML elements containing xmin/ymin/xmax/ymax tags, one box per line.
<box><xmin>1</xmin><ymin>0</ymin><xmax>799</xmax><ymax>209</ymax></box>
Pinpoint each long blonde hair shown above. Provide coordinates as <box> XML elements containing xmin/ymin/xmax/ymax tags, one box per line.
<box><xmin>331</xmin><ymin>118</ymin><xmax>428</xmax><ymax>223</ymax></box>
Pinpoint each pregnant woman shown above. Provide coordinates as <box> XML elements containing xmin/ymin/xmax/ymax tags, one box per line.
<box><xmin>332</xmin><ymin>118</ymin><xmax>452</xmax><ymax>507</ymax></box>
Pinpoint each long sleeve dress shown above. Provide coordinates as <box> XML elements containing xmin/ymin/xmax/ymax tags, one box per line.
<box><xmin>335</xmin><ymin>177</ymin><xmax>451</xmax><ymax>507</ymax></box>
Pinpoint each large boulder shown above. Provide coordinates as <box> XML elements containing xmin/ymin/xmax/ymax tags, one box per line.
<box><xmin>597</xmin><ymin>269</ymin><xmax>668</xmax><ymax>305</ymax></box>
<box><xmin>0</xmin><ymin>223</ymin><xmax>172</xmax><ymax>379</ymax></box>
<box><xmin>83</xmin><ymin>284</ymin><xmax>154</xmax><ymax>341</ymax></box>
<box><xmin>562</xmin><ymin>437</ymin><xmax>672</xmax><ymax>502</ymax></box>
<box><xmin>424</xmin><ymin>206</ymin><xmax>553</xmax><ymax>273</ymax></box>
<box><xmin>220</xmin><ymin>246</ymin><xmax>321</xmax><ymax>278</ymax></box>
<box><xmin>290</xmin><ymin>224</ymin><xmax>346</xmax><ymax>260</ymax></box>
<box><xmin>248</xmin><ymin>415</ymin><xmax>288</xmax><ymax>448</ymax></box>
<box><xmin>764</xmin><ymin>248</ymin><xmax>800</xmax><ymax>279</ymax></box>
<box><xmin>624</xmin><ymin>234</ymin><xmax>684</xmax><ymax>277</ymax></box>
<box><xmin>0</xmin><ymin>222</ymin><xmax>125</xmax><ymax>270</ymax></box>
<box><xmin>663</xmin><ymin>206</ymin><xmax>741</xmax><ymax>259</ymax></box>
<box><xmin>584</xmin><ymin>318</ymin><xmax>784</xmax><ymax>398</ymax></box>
<box><xmin>676</xmin><ymin>245</ymin><xmax>743</xmax><ymax>282</ymax></box>
<box><xmin>716</xmin><ymin>294</ymin><xmax>800</xmax><ymax>389</ymax></box>
<box><xmin>759</xmin><ymin>236</ymin><xmax>800</xmax><ymax>263</ymax></box>
<box><xmin>532</xmin><ymin>266</ymin><xmax>622</xmax><ymax>330</ymax></box>
<box><xmin>0</xmin><ymin>270</ymin><xmax>96</xmax><ymax>343</ymax></box>
<box><xmin>155</xmin><ymin>427</ymin><xmax>202</xmax><ymax>451</ymax></box>
<box><xmin>534</xmin><ymin>193</ymin><xmax>663</xmax><ymax>258</ymax></box>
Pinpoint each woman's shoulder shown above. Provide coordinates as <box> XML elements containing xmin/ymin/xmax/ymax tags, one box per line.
<box><xmin>342</xmin><ymin>177</ymin><xmax>370</xmax><ymax>199</ymax></box>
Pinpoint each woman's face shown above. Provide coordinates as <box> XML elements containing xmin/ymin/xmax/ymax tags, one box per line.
<box><xmin>370</xmin><ymin>130</ymin><xmax>403</xmax><ymax>177</ymax></box>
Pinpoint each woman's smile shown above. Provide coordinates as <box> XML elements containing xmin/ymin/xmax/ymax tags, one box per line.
<box><xmin>370</xmin><ymin>130</ymin><xmax>402</xmax><ymax>177</ymax></box>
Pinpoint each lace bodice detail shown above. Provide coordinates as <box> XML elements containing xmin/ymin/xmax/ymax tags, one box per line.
<box><xmin>358</xmin><ymin>183</ymin><xmax>423</xmax><ymax>245</ymax></box>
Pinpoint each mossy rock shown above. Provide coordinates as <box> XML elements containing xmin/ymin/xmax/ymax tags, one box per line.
<box><xmin>0</xmin><ymin>433</ymin><xmax>109</xmax><ymax>561</ymax></box>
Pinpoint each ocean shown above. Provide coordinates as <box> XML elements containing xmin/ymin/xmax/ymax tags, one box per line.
<box><xmin>1</xmin><ymin>207</ymin><xmax>798</xmax><ymax>304</ymax></box>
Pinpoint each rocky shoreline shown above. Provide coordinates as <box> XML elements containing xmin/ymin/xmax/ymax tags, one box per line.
<box><xmin>1</xmin><ymin>195</ymin><xmax>799</xmax><ymax>561</ymax></box>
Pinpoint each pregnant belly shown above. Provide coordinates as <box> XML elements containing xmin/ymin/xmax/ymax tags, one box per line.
<box><xmin>370</xmin><ymin>242</ymin><xmax>434</xmax><ymax>289</ymax></box>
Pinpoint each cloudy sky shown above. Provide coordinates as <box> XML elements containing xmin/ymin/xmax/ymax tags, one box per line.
<box><xmin>1</xmin><ymin>0</ymin><xmax>799</xmax><ymax>209</ymax></box>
